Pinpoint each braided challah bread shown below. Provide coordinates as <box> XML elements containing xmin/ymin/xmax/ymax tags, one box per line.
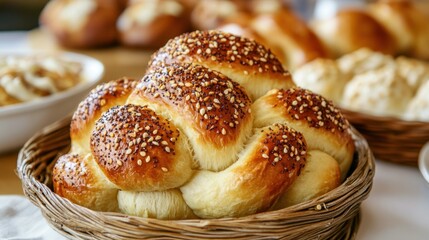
<box><xmin>53</xmin><ymin>30</ymin><xmax>355</xmax><ymax>219</ymax></box>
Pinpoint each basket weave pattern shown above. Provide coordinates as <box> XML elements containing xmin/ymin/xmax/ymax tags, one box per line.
<box><xmin>17</xmin><ymin>117</ymin><xmax>375</xmax><ymax>240</ymax></box>
<box><xmin>341</xmin><ymin>109</ymin><xmax>429</xmax><ymax>165</ymax></box>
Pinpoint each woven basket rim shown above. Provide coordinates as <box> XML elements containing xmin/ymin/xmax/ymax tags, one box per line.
<box><xmin>340</xmin><ymin>107</ymin><xmax>429</xmax><ymax>166</ymax></box>
<box><xmin>17</xmin><ymin>117</ymin><xmax>375</xmax><ymax>239</ymax></box>
<box><xmin>340</xmin><ymin>107</ymin><xmax>429</xmax><ymax>126</ymax></box>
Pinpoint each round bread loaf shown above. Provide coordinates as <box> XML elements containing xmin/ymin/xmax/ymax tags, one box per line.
<box><xmin>40</xmin><ymin>0</ymin><xmax>121</xmax><ymax>48</ymax></box>
<box><xmin>53</xmin><ymin>30</ymin><xmax>355</xmax><ymax>220</ymax></box>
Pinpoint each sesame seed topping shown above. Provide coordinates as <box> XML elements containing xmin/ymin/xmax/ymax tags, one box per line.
<box><xmin>161</xmin><ymin>167</ymin><xmax>168</xmax><ymax>172</ymax></box>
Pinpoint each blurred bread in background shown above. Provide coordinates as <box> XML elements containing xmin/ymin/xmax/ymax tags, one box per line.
<box><xmin>404</xmin><ymin>80</ymin><xmax>429</xmax><ymax>122</ymax></box>
<box><xmin>293</xmin><ymin>48</ymin><xmax>429</xmax><ymax>121</ymax></box>
<box><xmin>368</xmin><ymin>0</ymin><xmax>429</xmax><ymax>60</ymax></box>
<box><xmin>311</xmin><ymin>9</ymin><xmax>397</xmax><ymax>57</ymax></box>
<box><xmin>336</xmin><ymin>48</ymin><xmax>394</xmax><ymax>77</ymax></box>
<box><xmin>39</xmin><ymin>0</ymin><xmax>121</xmax><ymax>48</ymax></box>
<box><xmin>342</xmin><ymin>64</ymin><xmax>413</xmax><ymax>118</ymax></box>
<box><xmin>292</xmin><ymin>58</ymin><xmax>345</xmax><ymax>103</ymax></box>
<box><xmin>37</xmin><ymin>0</ymin><xmax>429</xmax><ymax>71</ymax></box>
<box><xmin>117</xmin><ymin>0</ymin><xmax>191</xmax><ymax>48</ymax></box>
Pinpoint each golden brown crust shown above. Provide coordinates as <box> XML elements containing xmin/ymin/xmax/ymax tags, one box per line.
<box><xmin>53</xmin><ymin>153</ymin><xmax>119</xmax><ymax>212</ymax></box>
<box><xmin>53</xmin><ymin>154</ymin><xmax>91</xmax><ymax>194</ymax></box>
<box><xmin>90</xmin><ymin>104</ymin><xmax>193</xmax><ymax>191</ymax></box>
<box><xmin>149</xmin><ymin>30</ymin><xmax>286</xmax><ymax>76</ymax></box>
<box><xmin>271</xmin><ymin>88</ymin><xmax>350</xmax><ymax>134</ymax></box>
<box><xmin>71</xmin><ymin>77</ymin><xmax>137</xmax><ymax>143</ymax></box>
<box><xmin>233</xmin><ymin>124</ymin><xmax>307</xmax><ymax>189</ymax></box>
<box><xmin>148</xmin><ymin>30</ymin><xmax>294</xmax><ymax>100</ymax></box>
<box><xmin>131</xmin><ymin>62</ymin><xmax>252</xmax><ymax>147</ymax></box>
<box><xmin>252</xmin><ymin>88</ymin><xmax>354</xmax><ymax>180</ymax></box>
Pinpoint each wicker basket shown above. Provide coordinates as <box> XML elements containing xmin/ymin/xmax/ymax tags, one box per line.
<box><xmin>341</xmin><ymin>108</ymin><xmax>429</xmax><ymax>166</ymax></box>
<box><xmin>17</xmin><ymin>117</ymin><xmax>375</xmax><ymax>240</ymax></box>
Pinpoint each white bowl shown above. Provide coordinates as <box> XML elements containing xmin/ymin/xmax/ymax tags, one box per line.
<box><xmin>0</xmin><ymin>51</ymin><xmax>104</xmax><ymax>153</ymax></box>
<box><xmin>418</xmin><ymin>142</ymin><xmax>429</xmax><ymax>184</ymax></box>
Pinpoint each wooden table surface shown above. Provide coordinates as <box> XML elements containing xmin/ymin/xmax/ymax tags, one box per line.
<box><xmin>0</xmin><ymin>151</ymin><xmax>22</xmax><ymax>195</ymax></box>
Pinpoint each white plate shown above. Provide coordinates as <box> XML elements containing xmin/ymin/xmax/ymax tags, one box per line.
<box><xmin>0</xmin><ymin>50</ymin><xmax>104</xmax><ymax>153</ymax></box>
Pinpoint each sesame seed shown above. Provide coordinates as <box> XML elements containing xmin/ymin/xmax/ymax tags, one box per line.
<box><xmin>262</xmin><ymin>153</ymin><xmax>269</xmax><ymax>159</ymax></box>
<box><xmin>139</xmin><ymin>151</ymin><xmax>146</xmax><ymax>157</ymax></box>
<box><xmin>125</xmin><ymin>149</ymin><xmax>132</xmax><ymax>155</ymax></box>
<box><xmin>145</xmin><ymin>156</ymin><xmax>151</xmax><ymax>163</ymax></box>
<box><xmin>161</xmin><ymin>167</ymin><xmax>168</xmax><ymax>172</ymax></box>
<box><xmin>117</xmin><ymin>160</ymin><xmax>123</xmax><ymax>166</ymax></box>
<box><xmin>165</xmin><ymin>147</ymin><xmax>171</xmax><ymax>153</ymax></box>
<box><xmin>137</xmin><ymin>159</ymin><xmax>142</xmax><ymax>165</ymax></box>
<box><xmin>221</xmin><ymin>128</ymin><xmax>227</xmax><ymax>135</ymax></box>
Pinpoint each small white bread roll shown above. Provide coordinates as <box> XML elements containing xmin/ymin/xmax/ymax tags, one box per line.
<box><xmin>404</xmin><ymin>80</ymin><xmax>429</xmax><ymax>122</ymax></box>
<box><xmin>272</xmin><ymin>150</ymin><xmax>340</xmax><ymax>209</ymax></box>
<box><xmin>395</xmin><ymin>56</ymin><xmax>429</xmax><ymax>93</ymax></box>
<box><xmin>342</xmin><ymin>65</ymin><xmax>413</xmax><ymax>118</ymax></box>
<box><xmin>292</xmin><ymin>58</ymin><xmax>346</xmax><ymax>103</ymax></box>
<box><xmin>336</xmin><ymin>48</ymin><xmax>394</xmax><ymax>77</ymax></box>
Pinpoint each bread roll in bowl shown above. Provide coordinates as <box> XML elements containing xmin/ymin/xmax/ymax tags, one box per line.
<box><xmin>40</xmin><ymin>0</ymin><xmax>121</xmax><ymax>48</ymax></box>
<box><xmin>311</xmin><ymin>9</ymin><xmax>397</xmax><ymax>57</ymax></box>
<box><xmin>53</xmin><ymin>30</ymin><xmax>354</xmax><ymax>220</ymax></box>
<box><xmin>117</xmin><ymin>0</ymin><xmax>191</xmax><ymax>48</ymax></box>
